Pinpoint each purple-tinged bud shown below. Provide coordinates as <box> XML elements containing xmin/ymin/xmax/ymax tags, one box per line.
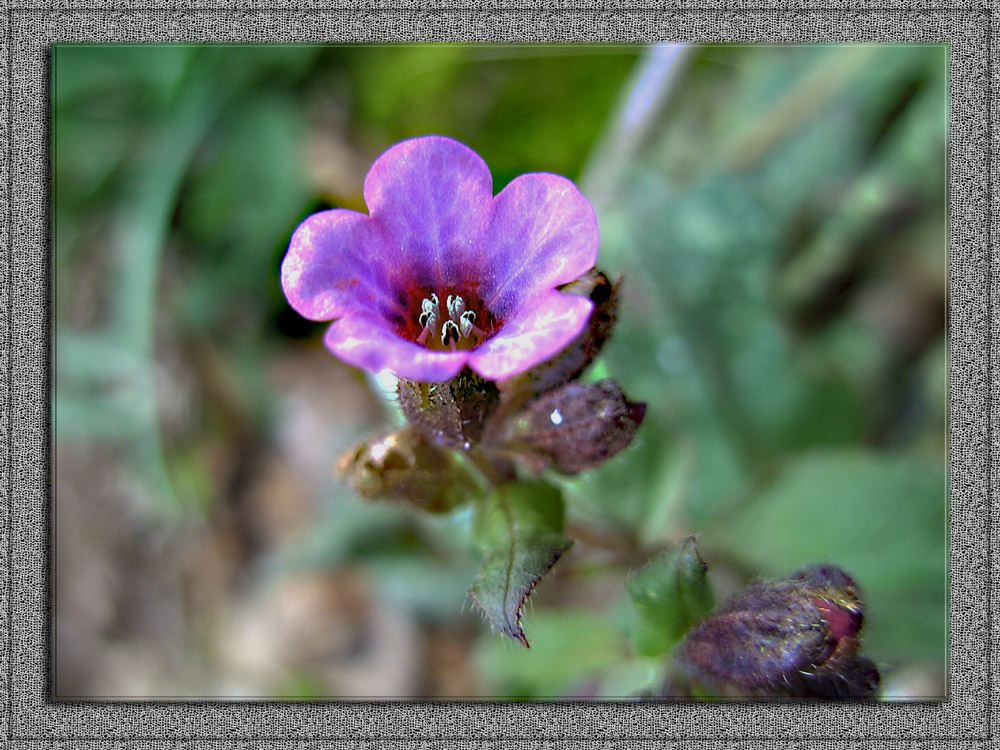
<box><xmin>338</xmin><ymin>425</ymin><xmax>476</xmax><ymax>513</ymax></box>
<box><xmin>674</xmin><ymin>564</ymin><xmax>880</xmax><ymax>699</ymax></box>
<box><xmin>491</xmin><ymin>379</ymin><xmax>645</xmax><ymax>475</ymax></box>
<box><xmin>398</xmin><ymin>367</ymin><xmax>501</xmax><ymax>450</ymax></box>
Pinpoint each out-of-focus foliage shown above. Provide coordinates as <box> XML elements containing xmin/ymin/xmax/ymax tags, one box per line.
<box><xmin>342</xmin><ymin>45</ymin><xmax>638</xmax><ymax>184</ymax></box>
<box><xmin>570</xmin><ymin>44</ymin><xmax>947</xmax><ymax>694</ymax></box>
<box><xmin>475</xmin><ymin>609</ymin><xmax>628</xmax><ymax>699</ymax></box>
<box><xmin>54</xmin><ymin>44</ymin><xmax>946</xmax><ymax>700</ymax></box>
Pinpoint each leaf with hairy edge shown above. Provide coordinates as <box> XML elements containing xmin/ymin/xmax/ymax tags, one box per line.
<box><xmin>468</xmin><ymin>481</ymin><xmax>572</xmax><ymax>647</ymax></box>
<box><xmin>626</xmin><ymin>536</ymin><xmax>715</xmax><ymax>657</ymax></box>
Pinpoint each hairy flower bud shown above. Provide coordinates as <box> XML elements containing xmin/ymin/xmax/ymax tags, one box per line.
<box><xmin>491</xmin><ymin>379</ymin><xmax>645</xmax><ymax>474</ymax></box>
<box><xmin>338</xmin><ymin>425</ymin><xmax>476</xmax><ymax>512</ymax></box>
<box><xmin>675</xmin><ymin>564</ymin><xmax>880</xmax><ymax>699</ymax></box>
<box><xmin>397</xmin><ymin>367</ymin><xmax>501</xmax><ymax>450</ymax></box>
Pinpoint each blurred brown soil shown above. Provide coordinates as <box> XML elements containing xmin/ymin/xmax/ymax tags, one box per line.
<box><xmin>54</xmin><ymin>345</ymin><xmax>484</xmax><ymax>699</ymax></box>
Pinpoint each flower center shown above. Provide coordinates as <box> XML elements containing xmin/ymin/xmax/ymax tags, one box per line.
<box><xmin>414</xmin><ymin>293</ymin><xmax>489</xmax><ymax>352</ymax></box>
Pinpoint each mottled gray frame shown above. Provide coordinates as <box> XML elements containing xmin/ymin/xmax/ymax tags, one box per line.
<box><xmin>1</xmin><ymin>5</ymin><xmax>991</xmax><ymax>748</ymax></box>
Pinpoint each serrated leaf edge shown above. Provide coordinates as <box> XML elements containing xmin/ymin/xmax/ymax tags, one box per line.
<box><xmin>468</xmin><ymin>538</ymin><xmax>572</xmax><ymax>648</ymax></box>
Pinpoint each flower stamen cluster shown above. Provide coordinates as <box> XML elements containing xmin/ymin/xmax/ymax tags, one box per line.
<box><xmin>416</xmin><ymin>293</ymin><xmax>487</xmax><ymax>350</ymax></box>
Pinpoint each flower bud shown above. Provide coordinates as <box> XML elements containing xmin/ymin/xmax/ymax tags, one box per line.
<box><xmin>491</xmin><ymin>379</ymin><xmax>645</xmax><ymax>474</ymax></box>
<box><xmin>674</xmin><ymin>564</ymin><xmax>880</xmax><ymax>699</ymax></box>
<box><xmin>397</xmin><ymin>367</ymin><xmax>501</xmax><ymax>450</ymax></box>
<box><xmin>338</xmin><ymin>426</ymin><xmax>476</xmax><ymax>513</ymax></box>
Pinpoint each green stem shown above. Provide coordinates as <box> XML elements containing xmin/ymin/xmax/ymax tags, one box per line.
<box><xmin>466</xmin><ymin>446</ymin><xmax>516</xmax><ymax>488</ymax></box>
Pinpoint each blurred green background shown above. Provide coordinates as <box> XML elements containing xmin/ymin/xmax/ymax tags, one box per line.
<box><xmin>53</xmin><ymin>43</ymin><xmax>947</xmax><ymax>699</ymax></box>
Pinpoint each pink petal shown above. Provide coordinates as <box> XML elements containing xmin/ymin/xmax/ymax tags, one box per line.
<box><xmin>363</xmin><ymin>136</ymin><xmax>495</xmax><ymax>291</ymax></box>
<box><xmin>467</xmin><ymin>291</ymin><xmax>594</xmax><ymax>380</ymax></box>
<box><xmin>479</xmin><ymin>173</ymin><xmax>599</xmax><ymax>317</ymax></box>
<box><xmin>281</xmin><ymin>209</ymin><xmax>398</xmax><ymax>321</ymax></box>
<box><xmin>324</xmin><ymin>314</ymin><xmax>469</xmax><ymax>382</ymax></box>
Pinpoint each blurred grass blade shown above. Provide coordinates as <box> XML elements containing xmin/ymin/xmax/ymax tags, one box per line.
<box><xmin>715</xmin><ymin>45</ymin><xmax>879</xmax><ymax>172</ymax></box>
<box><xmin>93</xmin><ymin>56</ymin><xmax>227</xmax><ymax>511</ymax></box>
<box><xmin>778</xmin><ymin>77</ymin><xmax>948</xmax><ymax>308</ymax></box>
<box><xmin>580</xmin><ymin>42</ymin><xmax>691</xmax><ymax>209</ymax></box>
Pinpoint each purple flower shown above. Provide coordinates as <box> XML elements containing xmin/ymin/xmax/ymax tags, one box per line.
<box><xmin>281</xmin><ymin>136</ymin><xmax>599</xmax><ymax>382</ymax></box>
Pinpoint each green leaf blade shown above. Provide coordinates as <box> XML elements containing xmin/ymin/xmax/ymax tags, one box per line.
<box><xmin>468</xmin><ymin>481</ymin><xmax>572</xmax><ymax>647</ymax></box>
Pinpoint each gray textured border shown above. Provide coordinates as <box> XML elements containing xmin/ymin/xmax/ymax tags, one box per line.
<box><xmin>1</xmin><ymin>6</ymin><xmax>992</xmax><ymax>749</ymax></box>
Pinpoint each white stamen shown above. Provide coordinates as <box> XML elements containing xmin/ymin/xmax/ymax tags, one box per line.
<box><xmin>550</xmin><ymin>409</ymin><xmax>563</xmax><ymax>425</ymax></box>
<box><xmin>448</xmin><ymin>294</ymin><xmax>466</xmax><ymax>319</ymax></box>
<box><xmin>441</xmin><ymin>319</ymin><xmax>460</xmax><ymax>346</ymax></box>
<box><xmin>418</xmin><ymin>295</ymin><xmax>444</xmax><ymax>346</ymax></box>
<box><xmin>459</xmin><ymin>310</ymin><xmax>476</xmax><ymax>337</ymax></box>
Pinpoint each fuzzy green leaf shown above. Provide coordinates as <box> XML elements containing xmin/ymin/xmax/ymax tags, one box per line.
<box><xmin>468</xmin><ymin>481</ymin><xmax>571</xmax><ymax>647</ymax></box>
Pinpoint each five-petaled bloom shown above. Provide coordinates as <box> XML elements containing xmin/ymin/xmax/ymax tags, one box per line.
<box><xmin>281</xmin><ymin>136</ymin><xmax>599</xmax><ymax>382</ymax></box>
